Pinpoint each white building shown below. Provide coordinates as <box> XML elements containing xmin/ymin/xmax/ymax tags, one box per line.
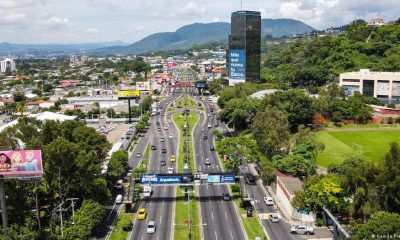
<box><xmin>0</xmin><ymin>58</ymin><xmax>16</xmax><ymax>73</ymax></box>
<box><xmin>276</xmin><ymin>175</ymin><xmax>315</xmax><ymax>224</ymax></box>
<box><xmin>339</xmin><ymin>69</ymin><xmax>400</xmax><ymax>100</ymax></box>
<box><xmin>368</xmin><ymin>18</ymin><xmax>385</xmax><ymax>26</ymax></box>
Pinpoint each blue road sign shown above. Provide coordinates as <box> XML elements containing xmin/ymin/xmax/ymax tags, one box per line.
<box><xmin>140</xmin><ymin>174</ymin><xmax>182</xmax><ymax>184</ymax></box>
<box><xmin>208</xmin><ymin>175</ymin><xmax>220</xmax><ymax>183</ymax></box>
<box><xmin>221</xmin><ymin>174</ymin><xmax>235</xmax><ymax>183</ymax></box>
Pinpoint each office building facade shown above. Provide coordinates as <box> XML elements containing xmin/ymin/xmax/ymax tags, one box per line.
<box><xmin>339</xmin><ymin>69</ymin><xmax>400</xmax><ymax>100</ymax></box>
<box><xmin>228</xmin><ymin>10</ymin><xmax>261</xmax><ymax>86</ymax></box>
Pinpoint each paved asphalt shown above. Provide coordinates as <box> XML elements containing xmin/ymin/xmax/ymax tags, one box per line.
<box><xmin>193</xmin><ymin>96</ymin><xmax>247</xmax><ymax>240</ymax></box>
<box><xmin>129</xmin><ymin>91</ymin><xmax>182</xmax><ymax>240</ymax></box>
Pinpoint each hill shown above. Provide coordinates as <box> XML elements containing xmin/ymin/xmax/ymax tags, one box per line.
<box><xmin>93</xmin><ymin>19</ymin><xmax>315</xmax><ymax>55</ymax></box>
<box><xmin>261</xmin><ymin>19</ymin><xmax>400</xmax><ymax>88</ymax></box>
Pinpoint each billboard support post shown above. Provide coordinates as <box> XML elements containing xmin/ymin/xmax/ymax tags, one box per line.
<box><xmin>0</xmin><ymin>179</ymin><xmax>8</xmax><ymax>229</ymax></box>
<box><xmin>128</xmin><ymin>99</ymin><xmax>132</xmax><ymax>124</ymax></box>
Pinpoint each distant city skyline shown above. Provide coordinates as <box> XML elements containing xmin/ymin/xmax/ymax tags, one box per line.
<box><xmin>0</xmin><ymin>0</ymin><xmax>398</xmax><ymax>44</ymax></box>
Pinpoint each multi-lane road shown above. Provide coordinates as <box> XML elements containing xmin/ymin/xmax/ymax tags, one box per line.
<box><xmin>129</xmin><ymin>91</ymin><xmax>182</xmax><ymax>240</ymax></box>
<box><xmin>193</xmin><ymin>96</ymin><xmax>247</xmax><ymax>240</ymax></box>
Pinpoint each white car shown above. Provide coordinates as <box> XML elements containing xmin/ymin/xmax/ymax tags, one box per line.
<box><xmin>168</xmin><ymin>134</ymin><xmax>173</xmax><ymax>139</ymax></box>
<box><xmin>160</xmin><ymin>137</ymin><xmax>165</xmax><ymax>142</ymax></box>
<box><xmin>167</xmin><ymin>167</ymin><xmax>174</xmax><ymax>174</ymax></box>
<box><xmin>205</xmin><ymin>158</ymin><xmax>211</xmax><ymax>165</ymax></box>
<box><xmin>207</xmin><ymin>123</ymin><xmax>212</xmax><ymax>128</ymax></box>
<box><xmin>290</xmin><ymin>225</ymin><xmax>314</xmax><ymax>235</ymax></box>
<box><xmin>147</xmin><ymin>221</ymin><xmax>156</xmax><ymax>234</ymax></box>
<box><xmin>164</xmin><ymin>125</ymin><xmax>168</xmax><ymax>130</ymax></box>
<box><xmin>269</xmin><ymin>213</ymin><xmax>280</xmax><ymax>223</ymax></box>
<box><xmin>264</xmin><ymin>197</ymin><xmax>274</xmax><ymax>206</ymax></box>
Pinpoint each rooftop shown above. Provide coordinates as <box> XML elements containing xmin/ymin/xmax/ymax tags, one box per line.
<box><xmin>278</xmin><ymin>175</ymin><xmax>303</xmax><ymax>196</ymax></box>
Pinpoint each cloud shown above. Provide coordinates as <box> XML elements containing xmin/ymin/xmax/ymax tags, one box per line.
<box><xmin>86</xmin><ymin>28</ymin><xmax>99</xmax><ymax>33</ymax></box>
<box><xmin>170</xmin><ymin>1</ymin><xmax>206</xmax><ymax>19</ymax></box>
<box><xmin>134</xmin><ymin>26</ymin><xmax>145</xmax><ymax>32</ymax></box>
<box><xmin>212</xmin><ymin>18</ymin><xmax>221</xmax><ymax>22</ymax></box>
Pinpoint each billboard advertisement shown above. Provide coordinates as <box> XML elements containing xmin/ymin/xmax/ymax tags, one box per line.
<box><xmin>228</xmin><ymin>50</ymin><xmax>246</xmax><ymax>81</ymax></box>
<box><xmin>117</xmin><ymin>90</ymin><xmax>140</xmax><ymax>99</ymax></box>
<box><xmin>0</xmin><ymin>150</ymin><xmax>43</xmax><ymax>178</ymax></box>
<box><xmin>221</xmin><ymin>174</ymin><xmax>235</xmax><ymax>183</ymax></box>
<box><xmin>195</xmin><ymin>82</ymin><xmax>207</xmax><ymax>89</ymax></box>
<box><xmin>207</xmin><ymin>175</ymin><xmax>220</xmax><ymax>183</ymax></box>
<box><xmin>140</xmin><ymin>174</ymin><xmax>182</xmax><ymax>184</ymax></box>
<box><xmin>136</xmin><ymin>82</ymin><xmax>151</xmax><ymax>91</ymax></box>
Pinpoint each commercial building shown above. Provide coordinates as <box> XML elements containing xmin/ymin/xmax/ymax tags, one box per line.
<box><xmin>228</xmin><ymin>10</ymin><xmax>261</xmax><ymax>86</ymax></box>
<box><xmin>339</xmin><ymin>69</ymin><xmax>400</xmax><ymax>100</ymax></box>
<box><xmin>0</xmin><ymin>58</ymin><xmax>16</xmax><ymax>73</ymax></box>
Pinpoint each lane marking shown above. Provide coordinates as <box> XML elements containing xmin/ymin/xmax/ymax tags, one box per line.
<box><xmin>215</xmin><ymin>230</ymin><xmax>218</xmax><ymax>240</ymax></box>
<box><xmin>160</xmin><ymin>215</ymin><xmax>162</xmax><ymax>224</ymax></box>
<box><xmin>212</xmin><ymin>212</ymin><xmax>214</xmax><ymax>220</ymax></box>
<box><xmin>225</xmin><ymin>211</ymin><xmax>228</xmax><ymax>220</ymax></box>
<box><xmin>230</xmin><ymin>230</ymin><xmax>234</xmax><ymax>240</ymax></box>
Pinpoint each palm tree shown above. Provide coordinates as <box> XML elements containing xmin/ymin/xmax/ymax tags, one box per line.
<box><xmin>16</xmin><ymin>101</ymin><xmax>27</xmax><ymax>116</ymax></box>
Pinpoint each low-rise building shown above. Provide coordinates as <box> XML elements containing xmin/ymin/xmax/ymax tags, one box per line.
<box><xmin>339</xmin><ymin>69</ymin><xmax>400</xmax><ymax>100</ymax></box>
<box><xmin>0</xmin><ymin>58</ymin><xmax>16</xmax><ymax>73</ymax></box>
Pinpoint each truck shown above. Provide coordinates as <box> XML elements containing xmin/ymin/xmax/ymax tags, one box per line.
<box><xmin>143</xmin><ymin>185</ymin><xmax>152</xmax><ymax>197</ymax></box>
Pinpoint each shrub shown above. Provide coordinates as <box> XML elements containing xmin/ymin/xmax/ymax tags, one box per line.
<box><xmin>231</xmin><ymin>183</ymin><xmax>240</xmax><ymax>193</ymax></box>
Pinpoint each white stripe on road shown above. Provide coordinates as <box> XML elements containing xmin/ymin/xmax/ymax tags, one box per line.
<box><xmin>215</xmin><ymin>230</ymin><xmax>218</xmax><ymax>240</ymax></box>
<box><xmin>160</xmin><ymin>216</ymin><xmax>162</xmax><ymax>224</ymax></box>
<box><xmin>230</xmin><ymin>230</ymin><xmax>234</xmax><ymax>240</ymax></box>
<box><xmin>225</xmin><ymin>211</ymin><xmax>228</xmax><ymax>220</ymax></box>
<box><xmin>212</xmin><ymin>212</ymin><xmax>214</xmax><ymax>220</ymax></box>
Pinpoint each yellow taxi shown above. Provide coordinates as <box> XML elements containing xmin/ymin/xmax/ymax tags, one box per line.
<box><xmin>138</xmin><ymin>208</ymin><xmax>147</xmax><ymax>220</ymax></box>
<box><xmin>170</xmin><ymin>155</ymin><xmax>176</xmax><ymax>162</ymax></box>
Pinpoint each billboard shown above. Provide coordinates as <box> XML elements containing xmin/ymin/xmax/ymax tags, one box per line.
<box><xmin>0</xmin><ymin>150</ymin><xmax>43</xmax><ymax>178</ymax></box>
<box><xmin>207</xmin><ymin>175</ymin><xmax>220</xmax><ymax>183</ymax></box>
<box><xmin>140</xmin><ymin>174</ymin><xmax>182</xmax><ymax>184</ymax></box>
<box><xmin>117</xmin><ymin>90</ymin><xmax>140</xmax><ymax>99</ymax></box>
<box><xmin>228</xmin><ymin>50</ymin><xmax>246</xmax><ymax>81</ymax></box>
<box><xmin>195</xmin><ymin>82</ymin><xmax>207</xmax><ymax>89</ymax></box>
<box><xmin>136</xmin><ymin>82</ymin><xmax>151</xmax><ymax>91</ymax></box>
<box><xmin>221</xmin><ymin>174</ymin><xmax>235</xmax><ymax>183</ymax></box>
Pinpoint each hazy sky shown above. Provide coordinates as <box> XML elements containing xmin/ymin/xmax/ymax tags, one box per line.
<box><xmin>0</xmin><ymin>0</ymin><xmax>398</xmax><ymax>44</ymax></box>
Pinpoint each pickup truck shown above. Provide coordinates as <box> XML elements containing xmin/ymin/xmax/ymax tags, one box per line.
<box><xmin>290</xmin><ymin>225</ymin><xmax>314</xmax><ymax>235</ymax></box>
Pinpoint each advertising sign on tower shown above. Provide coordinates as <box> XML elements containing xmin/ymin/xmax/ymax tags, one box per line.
<box><xmin>0</xmin><ymin>150</ymin><xmax>43</xmax><ymax>178</ymax></box>
<box><xmin>228</xmin><ymin>50</ymin><xmax>246</xmax><ymax>81</ymax></box>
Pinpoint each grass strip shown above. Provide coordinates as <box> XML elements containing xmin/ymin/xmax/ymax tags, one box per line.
<box><xmin>172</xmin><ymin>112</ymin><xmax>199</xmax><ymax>172</ymax></box>
<box><xmin>109</xmin><ymin>205</ymin><xmax>135</xmax><ymax>240</ymax></box>
<box><xmin>232</xmin><ymin>191</ymin><xmax>267</xmax><ymax>240</ymax></box>
<box><xmin>174</xmin><ymin>186</ymin><xmax>201</xmax><ymax>240</ymax></box>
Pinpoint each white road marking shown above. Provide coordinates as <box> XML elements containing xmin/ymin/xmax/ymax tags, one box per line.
<box><xmin>215</xmin><ymin>230</ymin><xmax>218</xmax><ymax>240</ymax></box>
<box><xmin>225</xmin><ymin>211</ymin><xmax>228</xmax><ymax>220</ymax></box>
<box><xmin>212</xmin><ymin>212</ymin><xmax>214</xmax><ymax>220</ymax></box>
<box><xmin>160</xmin><ymin>216</ymin><xmax>162</xmax><ymax>224</ymax></box>
<box><xmin>230</xmin><ymin>230</ymin><xmax>234</xmax><ymax>240</ymax></box>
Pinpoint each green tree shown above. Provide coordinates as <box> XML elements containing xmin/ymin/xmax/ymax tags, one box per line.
<box><xmin>219</xmin><ymin>97</ymin><xmax>260</xmax><ymax>130</ymax></box>
<box><xmin>353</xmin><ymin>211</ymin><xmax>400</xmax><ymax>239</ymax></box>
<box><xmin>292</xmin><ymin>175</ymin><xmax>346</xmax><ymax>213</ymax></box>
<box><xmin>381</xmin><ymin>143</ymin><xmax>400</xmax><ymax>213</ymax></box>
<box><xmin>252</xmin><ymin>106</ymin><xmax>290</xmax><ymax>158</ymax></box>
<box><xmin>13</xmin><ymin>92</ymin><xmax>27</xmax><ymax>102</ymax></box>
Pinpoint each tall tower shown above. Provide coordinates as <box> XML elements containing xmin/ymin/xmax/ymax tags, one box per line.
<box><xmin>228</xmin><ymin>11</ymin><xmax>261</xmax><ymax>86</ymax></box>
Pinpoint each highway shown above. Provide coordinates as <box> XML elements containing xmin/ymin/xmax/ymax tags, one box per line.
<box><xmin>193</xmin><ymin>95</ymin><xmax>247</xmax><ymax>240</ymax></box>
<box><xmin>204</xmin><ymin>98</ymin><xmax>301</xmax><ymax>240</ymax></box>
<box><xmin>129</xmin><ymin>90</ymin><xmax>182</xmax><ymax>240</ymax></box>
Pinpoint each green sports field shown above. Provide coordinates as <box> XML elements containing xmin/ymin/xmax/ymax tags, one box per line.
<box><xmin>316</xmin><ymin>130</ymin><xmax>400</xmax><ymax>168</ymax></box>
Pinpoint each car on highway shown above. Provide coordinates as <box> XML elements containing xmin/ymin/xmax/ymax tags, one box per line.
<box><xmin>205</xmin><ymin>158</ymin><xmax>211</xmax><ymax>165</ymax></box>
<box><xmin>290</xmin><ymin>225</ymin><xmax>314</xmax><ymax>235</ymax></box>
<box><xmin>164</xmin><ymin>125</ymin><xmax>168</xmax><ymax>130</ymax></box>
<box><xmin>167</xmin><ymin>167</ymin><xmax>174</xmax><ymax>174</ymax></box>
<box><xmin>264</xmin><ymin>197</ymin><xmax>274</xmax><ymax>206</ymax></box>
<box><xmin>136</xmin><ymin>152</ymin><xmax>142</xmax><ymax>157</ymax></box>
<box><xmin>161</xmin><ymin>148</ymin><xmax>167</xmax><ymax>153</ymax></box>
<box><xmin>146</xmin><ymin>221</ymin><xmax>156</xmax><ymax>234</ymax></box>
<box><xmin>115</xmin><ymin>179</ymin><xmax>123</xmax><ymax>189</ymax></box>
<box><xmin>244</xmin><ymin>173</ymin><xmax>256</xmax><ymax>185</ymax></box>
<box><xmin>207</xmin><ymin>123</ymin><xmax>212</xmax><ymax>128</ymax></box>
<box><xmin>151</xmin><ymin>145</ymin><xmax>156</xmax><ymax>150</ymax></box>
<box><xmin>138</xmin><ymin>208</ymin><xmax>147</xmax><ymax>220</ymax></box>
<box><xmin>115</xmin><ymin>194</ymin><xmax>123</xmax><ymax>204</ymax></box>
<box><xmin>169</xmin><ymin>134</ymin><xmax>173</xmax><ymax>139</ymax></box>
<box><xmin>160</xmin><ymin>112</ymin><xmax>164</xmax><ymax>116</ymax></box>
<box><xmin>157</xmin><ymin>127</ymin><xmax>161</xmax><ymax>131</ymax></box>
<box><xmin>222</xmin><ymin>193</ymin><xmax>231</xmax><ymax>201</ymax></box>
<box><xmin>210</xmin><ymin>146</ymin><xmax>215</xmax><ymax>151</ymax></box>
<box><xmin>203</xmin><ymin>135</ymin><xmax>208</xmax><ymax>140</ymax></box>
<box><xmin>160</xmin><ymin>137</ymin><xmax>165</xmax><ymax>142</ymax></box>
<box><xmin>160</xmin><ymin>159</ymin><xmax>166</xmax><ymax>166</ymax></box>
<box><xmin>170</xmin><ymin>155</ymin><xmax>176</xmax><ymax>162</ymax></box>
<box><xmin>269</xmin><ymin>213</ymin><xmax>280</xmax><ymax>223</ymax></box>
<box><xmin>156</xmin><ymin>121</ymin><xmax>160</xmax><ymax>125</ymax></box>
<box><xmin>207</xmin><ymin>113</ymin><xmax>210</xmax><ymax>117</ymax></box>
<box><xmin>199</xmin><ymin>112</ymin><xmax>203</xmax><ymax>115</ymax></box>
<box><xmin>202</xmin><ymin>128</ymin><xmax>205</xmax><ymax>132</ymax></box>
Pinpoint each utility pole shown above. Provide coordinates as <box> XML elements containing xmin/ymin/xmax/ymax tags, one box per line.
<box><xmin>66</xmin><ymin>198</ymin><xmax>78</xmax><ymax>225</ymax></box>
<box><xmin>0</xmin><ymin>179</ymin><xmax>8</xmax><ymax>229</ymax></box>
<box><xmin>55</xmin><ymin>202</ymin><xmax>65</xmax><ymax>237</ymax></box>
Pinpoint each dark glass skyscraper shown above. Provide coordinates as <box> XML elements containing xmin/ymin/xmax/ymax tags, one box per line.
<box><xmin>228</xmin><ymin>11</ymin><xmax>261</xmax><ymax>85</ymax></box>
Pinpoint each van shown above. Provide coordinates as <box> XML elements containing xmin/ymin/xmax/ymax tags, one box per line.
<box><xmin>115</xmin><ymin>179</ymin><xmax>123</xmax><ymax>189</ymax></box>
<box><xmin>115</xmin><ymin>194</ymin><xmax>123</xmax><ymax>204</ymax></box>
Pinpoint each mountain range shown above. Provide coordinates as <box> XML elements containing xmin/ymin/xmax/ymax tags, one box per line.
<box><xmin>93</xmin><ymin>19</ymin><xmax>315</xmax><ymax>55</ymax></box>
<box><xmin>0</xmin><ymin>19</ymin><xmax>314</xmax><ymax>56</ymax></box>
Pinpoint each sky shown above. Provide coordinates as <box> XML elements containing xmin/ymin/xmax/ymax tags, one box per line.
<box><xmin>0</xmin><ymin>0</ymin><xmax>399</xmax><ymax>44</ymax></box>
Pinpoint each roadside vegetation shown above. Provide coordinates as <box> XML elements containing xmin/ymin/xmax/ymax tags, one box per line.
<box><xmin>174</xmin><ymin>186</ymin><xmax>201</xmax><ymax>240</ymax></box>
